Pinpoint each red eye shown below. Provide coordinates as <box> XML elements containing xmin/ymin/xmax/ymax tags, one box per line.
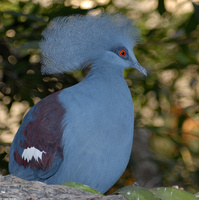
<box><xmin>120</xmin><ymin>50</ymin><xmax>126</xmax><ymax>57</ymax></box>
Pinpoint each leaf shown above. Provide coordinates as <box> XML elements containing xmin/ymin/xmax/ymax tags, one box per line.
<box><xmin>115</xmin><ymin>186</ymin><xmax>159</xmax><ymax>200</ymax></box>
<box><xmin>184</xmin><ymin>3</ymin><xmax>199</xmax><ymax>35</ymax></box>
<box><xmin>0</xmin><ymin>1</ymin><xmax>19</xmax><ymax>12</ymax></box>
<box><xmin>157</xmin><ymin>0</ymin><xmax>166</xmax><ymax>15</ymax></box>
<box><xmin>17</xmin><ymin>41</ymin><xmax>39</xmax><ymax>51</ymax></box>
<box><xmin>150</xmin><ymin>187</ymin><xmax>198</xmax><ymax>200</ymax></box>
<box><xmin>62</xmin><ymin>182</ymin><xmax>104</xmax><ymax>196</ymax></box>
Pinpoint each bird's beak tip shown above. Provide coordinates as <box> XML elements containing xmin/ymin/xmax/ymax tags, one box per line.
<box><xmin>142</xmin><ymin>68</ymin><xmax>147</xmax><ymax>76</ymax></box>
<box><xmin>131</xmin><ymin>62</ymin><xmax>147</xmax><ymax>76</ymax></box>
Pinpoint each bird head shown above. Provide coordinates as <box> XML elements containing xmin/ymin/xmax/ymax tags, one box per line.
<box><xmin>40</xmin><ymin>14</ymin><xmax>146</xmax><ymax>76</ymax></box>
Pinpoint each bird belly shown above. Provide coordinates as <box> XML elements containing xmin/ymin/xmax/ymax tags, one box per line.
<box><xmin>47</xmin><ymin>127</ymin><xmax>133</xmax><ymax>193</ymax></box>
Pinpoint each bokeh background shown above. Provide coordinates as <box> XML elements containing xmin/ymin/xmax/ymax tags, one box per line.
<box><xmin>0</xmin><ymin>0</ymin><xmax>199</xmax><ymax>195</ymax></box>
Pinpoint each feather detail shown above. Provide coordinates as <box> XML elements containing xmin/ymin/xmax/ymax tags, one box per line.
<box><xmin>40</xmin><ymin>14</ymin><xmax>140</xmax><ymax>74</ymax></box>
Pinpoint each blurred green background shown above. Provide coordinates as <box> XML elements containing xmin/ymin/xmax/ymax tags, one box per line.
<box><xmin>0</xmin><ymin>0</ymin><xmax>198</xmax><ymax>194</ymax></box>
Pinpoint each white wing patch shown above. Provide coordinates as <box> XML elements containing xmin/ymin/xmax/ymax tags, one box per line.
<box><xmin>22</xmin><ymin>147</ymin><xmax>46</xmax><ymax>162</ymax></box>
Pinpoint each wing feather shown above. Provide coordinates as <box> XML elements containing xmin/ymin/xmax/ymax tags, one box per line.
<box><xmin>9</xmin><ymin>91</ymin><xmax>65</xmax><ymax>180</ymax></box>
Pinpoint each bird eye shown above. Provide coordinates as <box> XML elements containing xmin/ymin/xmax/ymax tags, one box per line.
<box><xmin>119</xmin><ymin>50</ymin><xmax>126</xmax><ymax>57</ymax></box>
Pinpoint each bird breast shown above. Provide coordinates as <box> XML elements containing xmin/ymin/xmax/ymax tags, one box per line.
<box><xmin>59</xmin><ymin>72</ymin><xmax>134</xmax><ymax>158</ymax></box>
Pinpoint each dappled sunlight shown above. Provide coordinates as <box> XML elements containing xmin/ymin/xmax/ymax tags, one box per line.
<box><xmin>174</xmin><ymin>65</ymin><xmax>199</xmax><ymax>107</ymax></box>
<box><xmin>165</xmin><ymin>0</ymin><xmax>193</xmax><ymax>14</ymax></box>
<box><xmin>0</xmin><ymin>101</ymin><xmax>30</xmax><ymax>143</ymax></box>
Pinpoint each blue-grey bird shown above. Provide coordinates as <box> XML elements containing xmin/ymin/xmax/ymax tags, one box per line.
<box><xmin>9</xmin><ymin>14</ymin><xmax>147</xmax><ymax>193</ymax></box>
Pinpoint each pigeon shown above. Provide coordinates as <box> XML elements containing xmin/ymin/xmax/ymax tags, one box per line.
<box><xmin>9</xmin><ymin>13</ymin><xmax>147</xmax><ymax>193</ymax></box>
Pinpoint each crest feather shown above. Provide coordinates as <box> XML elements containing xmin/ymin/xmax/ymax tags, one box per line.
<box><xmin>40</xmin><ymin>14</ymin><xmax>140</xmax><ymax>74</ymax></box>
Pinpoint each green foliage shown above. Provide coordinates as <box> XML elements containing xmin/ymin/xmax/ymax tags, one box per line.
<box><xmin>115</xmin><ymin>185</ymin><xmax>159</xmax><ymax>200</ymax></box>
<box><xmin>131</xmin><ymin>1</ymin><xmax>199</xmax><ymax>193</ymax></box>
<box><xmin>115</xmin><ymin>186</ymin><xmax>198</xmax><ymax>200</ymax></box>
<box><xmin>0</xmin><ymin>0</ymin><xmax>199</xmax><ymax>194</ymax></box>
<box><xmin>62</xmin><ymin>182</ymin><xmax>104</xmax><ymax>195</ymax></box>
<box><xmin>150</xmin><ymin>187</ymin><xmax>198</xmax><ymax>200</ymax></box>
<box><xmin>61</xmin><ymin>183</ymin><xmax>199</xmax><ymax>199</ymax></box>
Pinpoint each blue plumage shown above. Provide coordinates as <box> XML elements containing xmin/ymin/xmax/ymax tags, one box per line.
<box><xmin>9</xmin><ymin>13</ymin><xmax>146</xmax><ymax>193</ymax></box>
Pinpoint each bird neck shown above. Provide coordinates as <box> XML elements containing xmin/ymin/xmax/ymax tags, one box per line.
<box><xmin>85</xmin><ymin>63</ymin><xmax>125</xmax><ymax>84</ymax></box>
